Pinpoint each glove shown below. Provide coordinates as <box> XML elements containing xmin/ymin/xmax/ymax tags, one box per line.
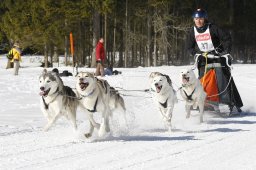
<box><xmin>215</xmin><ymin>47</ymin><xmax>229</xmax><ymax>56</ymax></box>
<box><xmin>202</xmin><ymin>52</ymin><xmax>208</xmax><ymax>57</ymax></box>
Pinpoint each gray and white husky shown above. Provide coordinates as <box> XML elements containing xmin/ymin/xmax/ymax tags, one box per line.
<box><xmin>76</xmin><ymin>72</ymin><xmax>125</xmax><ymax>138</ymax></box>
<box><xmin>39</xmin><ymin>69</ymin><xmax>78</xmax><ymax>131</ymax></box>
<box><xmin>149</xmin><ymin>72</ymin><xmax>178</xmax><ymax>130</ymax></box>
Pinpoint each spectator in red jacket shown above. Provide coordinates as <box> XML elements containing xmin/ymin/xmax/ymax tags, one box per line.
<box><xmin>95</xmin><ymin>38</ymin><xmax>105</xmax><ymax>76</ymax></box>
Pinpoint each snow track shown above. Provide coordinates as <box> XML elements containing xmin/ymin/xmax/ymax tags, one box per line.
<box><xmin>1</xmin><ymin>112</ymin><xmax>256</xmax><ymax>170</ymax></box>
<box><xmin>0</xmin><ymin>61</ymin><xmax>256</xmax><ymax>169</ymax></box>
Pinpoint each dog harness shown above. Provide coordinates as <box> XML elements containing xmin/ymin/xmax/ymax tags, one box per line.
<box><xmin>80</xmin><ymin>89</ymin><xmax>98</xmax><ymax>112</ymax></box>
<box><xmin>183</xmin><ymin>88</ymin><xmax>196</xmax><ymax>102</ymax></box>
<box><xmin>80</xmin><ymin>89</ymin><xmax>95</xmax><ymax>98</ymax></box>
<box><xmin>159</xmin><ymin>99</ymin><xmax>168</xmax><ymax>108</ymax></box>
<box><xmin>87</xmin><ymin>97</ymin><xmax>98</xmax><ymax>113</ymax></box>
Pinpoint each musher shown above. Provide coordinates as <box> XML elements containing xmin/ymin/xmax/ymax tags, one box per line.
<box><xmin>186</xmin><ymin>8</ymin><xmax>243</xmax><ymax>114</ymax></box>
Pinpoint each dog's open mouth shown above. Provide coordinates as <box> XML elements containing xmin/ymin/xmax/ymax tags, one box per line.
<box><xmin>79</xmin><ymin>82</ymin><xmax>89</xmax><ymax>91</ymax></box>
<box><xmin>155</xmin><ymin>85</ymin><xmax>162</xmax><ymax>93</ymax></box>
<box><xmin>182</xmin><ymin>76</ymin><xmax>190</xmax><ymax>84</ymax></box>
<box><xmin>39</xmin><ymin>88</ymin><xmax>50</xmax><ymax>97</ymax></box>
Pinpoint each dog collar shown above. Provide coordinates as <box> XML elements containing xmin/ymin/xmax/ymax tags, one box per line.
<box><xmin>182</xmin><ymin>83</ymin><xmax>193</xmax><ymax>87</ymax></box>
<box><xmin>81</xmin><ymin>89</ymin><xmax>95</xmax><ymax>98</ymax></box>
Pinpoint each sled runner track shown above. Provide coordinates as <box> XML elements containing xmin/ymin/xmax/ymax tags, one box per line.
<box><xmin>0</xmin><ymin>127</ymin><xmax>41</xmax><ymax>137</ymax></box>
<box><xmin>13</xmin><ymin>143</ymin><xmax>119</xmax><ymax>170</ymax></box>
<box><xmin>1</xmin><ymin>118</ymin><xmax>256</xmax><ymax>170</ymax></box>
<box><xmin>0</xmin><ymin>131</ymin><xmax>120</xmax><ymax>169</ymax></box>
<box><xmin>113</xmin><ymin>130</ymin><xmax>250</xmax><ymax>170</ymax></box>
<box><xmin>0</xmin><ymin>123</ymin><xmax>246</xmax><ymax>170</ymax></box>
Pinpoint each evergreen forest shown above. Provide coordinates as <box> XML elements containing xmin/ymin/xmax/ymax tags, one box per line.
<box><xmin>0</xmin><ymin>0</ymin><xmax>255</xmax><ymax>67</ymax></box>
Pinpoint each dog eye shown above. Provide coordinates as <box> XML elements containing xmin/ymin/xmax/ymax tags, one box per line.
<box><xmin>47</xmin><ymin>80</ymin><xmax>51</xmax><ymax>83</ymax></box>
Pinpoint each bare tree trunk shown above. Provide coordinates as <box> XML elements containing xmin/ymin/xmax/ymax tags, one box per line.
<box><xmin>147</xmin><ymin>5</ymin><xmax>152</xmax><ymax>67</ymax></box>
<box><xmin>140</xmin><ymin>24</ymin><xmax>143</xmax><ymax>66</ymax></box>
<box><xmin>91</xmin><ymin>10</ymin><xmax>100</xmax><ymax>68</ymax></box>
<box><xmin>153</xmin><ymin>24</ymin><xmax>157</xmax><ymax>67</ymax></box>
<box><xmin>64</xmin><ymin>20</ymin><xmax>68</xmax><ymax>66</ymax></box>
<box><xmin>81</xmin><ymin>20</ymin><xmax>86</xmax><ymax>66</ymax></box>
<box><xmin>50</xmin><ymin>45</ymin><xmax>53</xmax><ymax>68</ymax></box>
<box><xmin>124</xmin><ymin>0</ymin><xmax>128</xmax><ymax>67</ymax></box>
<box><xmin>131</xmin><ymin>23</ymin><xmax>135</xmax><ymax>67</ymax></box>
<box><xmin>112</xmin><ymin>16</ymin><xmax>116</xmax><ymax>66</ymax></box>
<box><xmin>44</xmin><ymin>43</ymin><xmax>48</xmax><ymax>68</ymax></box>
<box><xmin>104</xmin><ymin>14</ymin><xmax>108</xmax><ymax>65</ymax></box>
<box><xmin>118</xmin><ymin>30</ymin><xmax>124</xmax><ymax>67</ymax></box>
<box><xmin>53</xmin><ymin>46</ymin><xmax>58</xmax><ymax>66</ymax></box>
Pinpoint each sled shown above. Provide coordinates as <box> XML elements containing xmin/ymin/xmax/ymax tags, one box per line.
<box><xmin>194</xmin><ymin>53</ymin><xmax>243</xmax><ymax>116</ymax></box>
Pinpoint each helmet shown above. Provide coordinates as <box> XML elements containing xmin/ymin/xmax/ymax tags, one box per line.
<box><xmin>192</xmin><ymin>8</ymin><xmax>207</xmax><ymax>18</ymax></box>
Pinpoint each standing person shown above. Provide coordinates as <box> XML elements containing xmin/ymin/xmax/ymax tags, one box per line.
<box><xmin>9</xmin><ymin>43</ymin><xmax>22</xmax><ymax>75</ymax></box>
<box><xmin>95</xmin><ymin>38</ymin><xmax>105</xmax><ymax>76</ymax></box>
<box><xmin>186</xmin><ymin>8</ymin><xmax>243</xmax><ymax>114</ymax></box>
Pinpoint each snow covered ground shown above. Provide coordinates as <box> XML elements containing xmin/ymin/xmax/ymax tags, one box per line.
<box><xmin>0</xmin><ymin>55</ymin><xmax>256</xmax><ymax>170</ymax></box>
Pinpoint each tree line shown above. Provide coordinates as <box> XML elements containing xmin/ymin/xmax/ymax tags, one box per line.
<box><xmin>0</xmin><ymin>0</ymin><xmax>255</xmax><ymax>68</ymax></box>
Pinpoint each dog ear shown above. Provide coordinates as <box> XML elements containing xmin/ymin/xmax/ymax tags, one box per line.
<box><xmin>149</xmin><ymin>72</ymin><xmax>153</xmax><ymax>78</ymax></box>
<box><xmin>163</xmin><ymin>74</ymin><xmax>172</xmax><ymax>86</ymax></box>
<box><xmin>75</xmin><ymin>72</ymin><xmax>80</xmax><ymax>77</ymax></box>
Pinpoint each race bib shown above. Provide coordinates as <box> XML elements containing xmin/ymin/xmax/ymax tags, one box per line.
<box><xmin>194</xmin><ymin>26</ymin><xmax>214</xmax><ymax>52</ymax></box>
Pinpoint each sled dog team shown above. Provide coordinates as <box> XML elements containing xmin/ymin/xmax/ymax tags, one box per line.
<box><xmin>39</xmin><ymin>68</ymin><xmax>206</xmax><ymax>137</ymax></box>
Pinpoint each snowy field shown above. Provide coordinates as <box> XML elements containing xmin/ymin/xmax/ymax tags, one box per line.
<box><xmin>0</xmin><ymin>55</ymin><xmax>256</xmax><ymax>170</ymax></box>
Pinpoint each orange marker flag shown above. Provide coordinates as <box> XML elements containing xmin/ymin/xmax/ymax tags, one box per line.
<box><xmin>70</xmin><ymin>32</ymin><xmax>74</xmax><ymax>56</ymax></box>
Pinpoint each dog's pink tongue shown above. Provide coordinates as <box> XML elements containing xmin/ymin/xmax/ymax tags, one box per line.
<box><xmin>39</xmin><ymin>91</ymin><xmax>45</xmax><ymax>96</ymax></box>
<box><xmin>156</xmin><ymin>87</ymin><xmax>161</xmax><ymax>93</ymax></box>
<box><xmin>182</xmin><ymin>78</ymin><xmax>187</xmax><ymax>84</ymax></box>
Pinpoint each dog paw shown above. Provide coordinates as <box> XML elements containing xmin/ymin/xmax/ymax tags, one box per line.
<box><xmin>95</xmin><ymin>123</ymin><xmax>100</xmax><ymax>130</ymax></box>
<box><xmin>105</xmin><ymin>126</ymin><xmax>110</xmax><ymax>133</ymax></box>
<box><xmin>84</xmin><ymin>133</ymin><xmax>92</xmax><ymax>138</ymax></box>
<box><xmin>98</xmin><ymin>129</ymin><xmax>106</xmax><ymax>137</ymax></box>
<box><xmin>98</xmin><ymin>125</ymin><xmax>107</xmax><ymax>137</ymax></box>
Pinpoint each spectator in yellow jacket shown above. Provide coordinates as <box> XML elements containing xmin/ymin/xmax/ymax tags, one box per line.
<box><xmin>8</xmin><ymin>43</ymin><xmax>22</xmax><ymax>75</ymax></box>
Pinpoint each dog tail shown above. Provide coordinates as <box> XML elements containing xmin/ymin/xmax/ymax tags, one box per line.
<box><xmin>110</xmin><ymin>87</ymin><xmax>126</xmax><ymax>112</ymax></box>
<box><xmin>63</xmin><ymin>86</ymin><xmax>78</xmax><ymax>113</ymax></box>
<box><xmin>117</xmin><ymin>94</ymin><xmax>126</xmax><ymax>112</ymax></box>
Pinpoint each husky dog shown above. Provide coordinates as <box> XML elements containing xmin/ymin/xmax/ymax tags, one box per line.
<box><xmin>39</xmin><ymin>69</ymin><xmax>78</xmax><ymax>131</ymax></box>
<box><xmin>76</xmin><ymin>72</ymin><xmax>125</xmax><ymax>138</ymax></box>
<box><xmin>180</xmin><ymin>68</ymin><xmax>206</xmax><ymax>123</ymax></box>
<box><xmin>149</xmin><ymin>72</ymin><xmax>178</xmax><ymax>130</ymax></box>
